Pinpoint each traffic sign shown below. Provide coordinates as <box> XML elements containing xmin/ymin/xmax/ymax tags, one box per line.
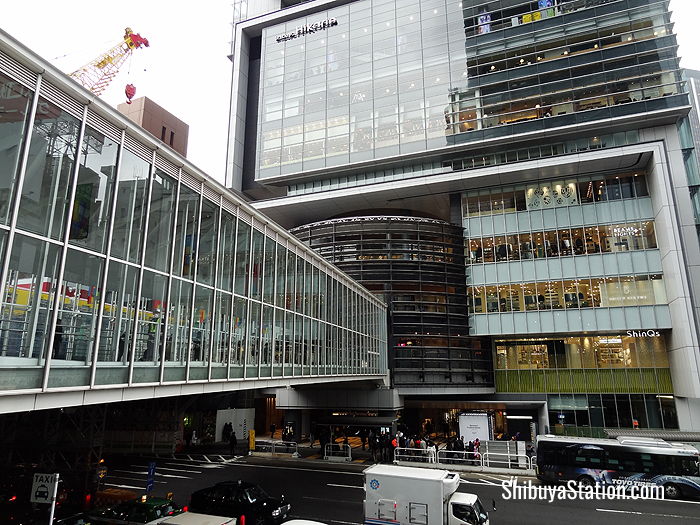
<box><xmin>146</xmin><ymin>461</ymin><xmax>156</xmax><ymax>493</ymax></box>
<box><xmin>30</xmin><ymin>473</ymin><xmax>57</xmax><ymax>504</ymax></box>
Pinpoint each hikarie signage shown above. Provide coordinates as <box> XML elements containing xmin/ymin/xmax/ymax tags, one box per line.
<box><xmin>276</xmin><ymin>18</ymin><xmax>338</xmax><ymax>42</ymax></box>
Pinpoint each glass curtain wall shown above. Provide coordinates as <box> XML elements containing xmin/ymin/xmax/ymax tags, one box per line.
<box><xmin>0</xmin><ymin>60</ymin><xmax>387</xmax><ymax>393</ymax></box>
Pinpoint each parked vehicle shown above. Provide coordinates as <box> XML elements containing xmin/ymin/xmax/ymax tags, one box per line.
<box><xmin>189</xmin><ymin>481</ymin><xmax>290</xmax><ymax>524</ymax></box>
<box><xmin>88</xmin><ymin>496</ymin><xmax>182</xmax><ymax>524</ymax></box>
<box><xmin>363</xmin><ymin>464</ymin><xmax>490</xmax><ymax>525</ymax></box>
<box><xmin>158</xmin><ymin>511</ymin><xmax>236</xmax><ymax>524</ymax></box>
<box><xmin>281</xmin><ymin>521</ymin><xmax>326</xmax><ymax>524</ymax></box>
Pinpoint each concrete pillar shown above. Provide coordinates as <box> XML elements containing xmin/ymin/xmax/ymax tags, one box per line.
<box><xmin>676</xmin><ymin>397</ymin><xmax>700</xmax><ymax>431</ymax></box>
<box><xmin>284</xmin><ymin>410</ymin><xmax>301</xmax><ymax>441</ymax></box>
<box><xmin>538</xmin><ymin>402</ymin><xmax>549</xmax><ymax>435</ymax></box>
<box><xmin>301</xmin><ymin>409</ymin><xmax>311</xmax><ymax>441</ymax></box>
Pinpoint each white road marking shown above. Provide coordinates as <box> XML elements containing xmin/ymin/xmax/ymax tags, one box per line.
<box><xmin>480</xmin><ymin>474</ymin><xmax>508</xmax><ymax>482</ymax></box>
<box><xmin>203</xmin><ymin>455</ymin><xmax>212</xmax><ymax>463</ymax></box>
<box><xmin>596</xmin><ymin>508</ymin><xmax>700</xmax><ymax>520</ymax></box>
<box><xmin>113</xmin><ymin>469</ymin><xmax>192</xmax><ymax>479</ymax></box>
<box><xmin>148</xmin><ymin>466</ymin><xmax>202</xmax><ymax>474</ymax></box>
<box><xmin>163</xmin><ymin>461</ymin><xmax>207</xmax><ymax>467</ymax></box>
<box><xmin>327</xmin><ymin>483</ymin><xmax>364</xmax><ymax>489</ymax></box>
<box><xmin>290</xmin><ymin>516</ymin><xmax>360</xmax><ymax>525</ymax></box>
<box><xmin>302</xmin><ymin>496</ymin><xmax>357</xmax><ymax>504</ymax></box>
<box><xmin>104</xmin><ymin>483</ymin><xmax>145</xmax><ymax>490</ymax></box>
<box><xmin>105</xmin><ymin>476</ymin><xmax>166</xmax><ymax>484</ymax></box>
<box><xmin>229</xmin><ymin>462</ymin><xmax>363</xmax><ymax>476</ymax></box>
<box><xmin>478</xmin><ymin>479</ymin><xmax>499</xmax><ymax>485</ymax></box>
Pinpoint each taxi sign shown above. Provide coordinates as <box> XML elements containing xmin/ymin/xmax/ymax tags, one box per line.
<box><xmin>30</xmin><ymin>473</ymin><xmax>58</xmax><ymax>504</ymax></box>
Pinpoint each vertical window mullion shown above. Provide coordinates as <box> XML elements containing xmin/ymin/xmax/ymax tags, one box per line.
<box><xmin>42</xmin><ymin>104</ymin><xmax>88</xmax><ymax>390</ymax></box>
<box><xmin>90</xmin><ymin>129</ymin><xmax>126</xmax><ymax>387</ymax></box>
<box><xmin>127</xmin><ymin>151</ymin><xmax>155</xmax><ymax>385</ymax></box>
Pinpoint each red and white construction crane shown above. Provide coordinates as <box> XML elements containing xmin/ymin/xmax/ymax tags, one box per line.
<box><xmin>69</xmin><ymin>27</ymin><xmax>149</xmax><ymax>103</ymax></box>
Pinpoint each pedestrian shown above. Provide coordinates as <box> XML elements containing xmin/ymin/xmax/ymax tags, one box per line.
<box><xmin>360</xmin><ymin>428</ymin><xmax>368</xmax><ymax>450</ymax></box>
<box><xmin>427</xmin><ymin>441</ymin><xmax>436</xmax><ymax>464</ymax></box>
<box><xmin>117</xmin><ymin>331</ymin><xmax>126</xmax><ymax>361</ymax></box>
<box><xmin>369</xmin><ymin>431</ymin><xmax>378</xmax><ymax>462</ymax></box>
<box><xmin>380</xmin><ymin>432</ymin><xmax>389</xmax><ymax>463</ymax></box>
<box><xmin>309</xmin><ymin>427</ymin><xmax>315</xmax><ymax>449</ymax></box>
<box><xmin>229</xmin><ymin>431</ymin><xmax>238</xmax><ymax>456</ymax></box>
<box><xmin>319</xmin><ymin>429</ymin><xmax>329</xmax><ymax>456</ymax></box>
<box><xmin>270</xmin><ymin>422</ymin><xmax>276</xmax><ymax>438</ymax></box>
<box><xmin>52</xmin><ymin>318</ymin><xmax>64</xmax><ymax>359</ymax></box>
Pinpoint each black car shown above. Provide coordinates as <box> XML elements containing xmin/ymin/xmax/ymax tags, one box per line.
<box><xmin>189</xmin><ymin>481</ymin><xmax>290</xmax><ymax>524</ymax></box>
<box><xmin>88</xmin><ymin>497</ymin><xmax>182</xmax><ymax>524</ymax></box>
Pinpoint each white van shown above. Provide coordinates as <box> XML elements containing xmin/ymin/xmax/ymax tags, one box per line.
<box><xmin>157</xmin><ymin>512</ymin><xmax>236</xmax><ymax>525</ymax></box>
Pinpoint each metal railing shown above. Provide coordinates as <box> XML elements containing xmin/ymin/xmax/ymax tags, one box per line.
<box><xmin>393</xmin><ymin>447</ymin><xmax>533</xmax><ymax>470</ymax></box>
<box><xmin>324</xmin><ymin>443</ymin><xmax>352</xmax><ymax>462</ymax></box>
<box><xmin>481</xmin><ymin>452</ymin><xmax>532</xmax><ymax>470</ymax></box>
<box><xmin>252</xmin><ymin>440</ymin><xmax>300</xmax><ymax>457</ymax></box>
<box><xmin>272</xmin><ymin>440</ymin><xmax>299</xmax><ymax>456</ymax></box>
<box><xmin>253</xmin><ymin>440</ymin><xmax>274</xmax><ymax>453</ymax></box>
<box><xmin>394</xmin><ymin>447</ymin><xmax>431</xmax><ymax>463</ymax></box>
<box><xmin>436</xmin><ymin>449</ymin><xmax>481</xmax><ymax>466</ymax></box>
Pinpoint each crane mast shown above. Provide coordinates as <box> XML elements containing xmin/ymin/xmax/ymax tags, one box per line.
<box><xmin>69</xmin><ymin>27</ymin><xmax>149</xmax><ymax>96</ymax></box>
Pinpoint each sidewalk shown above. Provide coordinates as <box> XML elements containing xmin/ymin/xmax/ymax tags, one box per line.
<box><xmin>187</xmin><ymin>432</ymin><xmax>376</xmax><ymax>463</ymax></box>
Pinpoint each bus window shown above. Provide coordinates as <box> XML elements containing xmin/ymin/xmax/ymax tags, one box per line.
<box><xmin>640</xmin><ymin>454</ymin><xmax>654</xmax><ymax>473</ymax></box>
<box><xmin>573</xmin><ymin>446</ymin><xmax>605</xmax><ymax>468</ymax></box>
<box><xmin>539</xmin><ymin>442</ymin><xmax>567</xmax><ymax>464</ymax></box>
<box><xmin>672</xmin><ymin>456</ymin><xmax>700</xmax><ymax>476</ymax></box>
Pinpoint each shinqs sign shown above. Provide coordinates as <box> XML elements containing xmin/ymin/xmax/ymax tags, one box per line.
<box><xmin>276</xmin><ymin>17</ymin><xmax>338</xmax><ymax>43</ymax></box>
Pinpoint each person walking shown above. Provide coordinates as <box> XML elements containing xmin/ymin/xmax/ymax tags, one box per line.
<box><xmin>229</xmin><ymin>431</ymin><xmax>238</xmax><ymax>456</ymax></box>
<box><xmin>427</xmin><ymin>441</ymin><xmax>437</xmax><ymax>464</ymax></box>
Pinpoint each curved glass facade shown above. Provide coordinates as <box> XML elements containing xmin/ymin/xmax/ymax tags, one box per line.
<box><xmin>0</xmin><ymin>47</ymin><xmax>387</xmax><ymax>394</ymax></box>
<box><xmin>292</xmin><ymin>216</ymin><xmax>493</xmax><ymax>388</ymax></box>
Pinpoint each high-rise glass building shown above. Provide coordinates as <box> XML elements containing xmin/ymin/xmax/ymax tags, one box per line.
<box><xmin>228</xmin><ymin>0</ymin><xmax>700</xmax><ymax>435</ymax></box>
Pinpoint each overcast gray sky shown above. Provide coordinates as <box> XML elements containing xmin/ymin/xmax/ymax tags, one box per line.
<box><xmin>1</xmin><ymin>1</ymin><xmax>699</xmax><ymax>184</ymax></box>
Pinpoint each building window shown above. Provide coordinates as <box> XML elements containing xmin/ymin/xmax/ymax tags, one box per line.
<box><xmin>468</xmin><ymin>274</ymin><xmax>666</xmax><ymax>314</ymax></box>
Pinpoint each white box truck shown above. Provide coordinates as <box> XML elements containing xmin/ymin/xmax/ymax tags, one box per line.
<box><xmin>363</xmin><ymin>464</ymin><xmax>490</xmax><ymax>525</ymax></box>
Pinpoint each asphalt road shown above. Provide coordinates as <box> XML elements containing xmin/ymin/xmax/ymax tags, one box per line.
<box><xmin>102</xmin><ymin>454</ymin><xmax>700</xmax><ymax>524</ymax></box>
